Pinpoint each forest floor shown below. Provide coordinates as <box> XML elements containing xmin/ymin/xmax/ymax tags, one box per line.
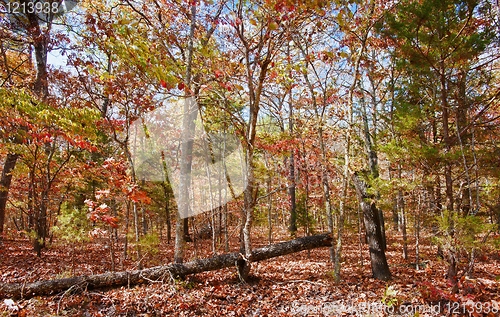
<box><xmin>0</xmin><ymin>226</ymin><xmax>499</xmax><ymax>316</ymax></box>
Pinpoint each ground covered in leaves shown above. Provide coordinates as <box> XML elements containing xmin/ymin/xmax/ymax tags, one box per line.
<box><xmin>0</xmin><ymin>227</ymin><xmax>499</xmax><ymax>316</ymax></box>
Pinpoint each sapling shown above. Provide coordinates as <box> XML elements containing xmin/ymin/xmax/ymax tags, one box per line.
<box><xmin>51</xmin><ymin>203</ymin><xmax>91</xmax><ymax>275</ymax></box>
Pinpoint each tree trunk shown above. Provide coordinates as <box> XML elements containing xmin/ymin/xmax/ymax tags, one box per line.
<box><xmin>265</xmin><ymin>155</ymin><xmax>273</xmax><ymax>245</ymax></box>
<box><xmin>357</xmin><ymin>202</ymin><xmax>364</xmax><ymax>266</ymax></box>
<box><xmin>166</xmin><ymin>192</ymin><xmax>171</xmax><ymax>244</ymax></box>
<box><xmin>440</xmin><ymin>59</ymin><xmax>458</xmax><ymax>292</ymax></box>
<box><xmin>239</xmin><ymin>148</ymin><xmax>255</xmax><ymax>280</ymax></box>
<box><xmin>174</xmin><ymin>1</ymin><xmax>197</xmax><ymax>263</ymax></box>
<box><xmin>398</xmin><ymin>167</ymin><xmax>407</xmax><ymax>260</ymax></box>
<box><xmin>378</xmin><ymin>208</ymin><xmax>387</xmax><ymax>252</ymax></box>
<box><xmin>333</xmin><ymin>1</ymin><xmax>375</xmax><ymax>280</ymax></box>
<box><xmin>0</xmin><ymin>233</ymin><xmax>332</xmax><ymax>299</ymax></box>
<box><xmin>416</xmin><ymin>192</ymin><xmax>421</xmax><ymax>270</ymax></box>
<box><xmin>13</xmin><ymin>4</ymin><xmax>52</xmax><ymax>251</ymax></box>
<box><xmin>235</xmin><ymin>7</ymin><xmax>274</xmax><ymax>280</ymax></box>
<box><xmin>288</xmin><ymin>97</ymin><xmax>297</xmax><ymax>237</ymax></box>
<box><xmin>0</xmin><ymin>153</ymin><xmax>19</xmax><ymax>240</ymax></box>
<box><xmin>352</xmin><ymin>173</ymin><xmax>391</xmax><ymax>281</ymax></box>
<box><xmin>34</xmin><ymin>193</ymin><xmax>48</xmax><ymax>257</ymax></box>
<box><xmin>133</xmin><ymin>202</ymin><xmax>142</xmax><ymax>269</ymax></box>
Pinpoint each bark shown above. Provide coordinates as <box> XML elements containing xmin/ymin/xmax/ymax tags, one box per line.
<box><xmin>142</xmin><ymin>207</ymin><xmax>148</xmax><ymax>236</ymax></box>
<box><xmin>416</xmin><ymin>192</ymin><xmax>421</xmax><ymax>270</ymax></box>
<box><xmin>357</xmin><ymin>203</ymin><xmax>364</xmax><ymax>266</ymax></box>
<box><xmin>398</xmin><ymin>167</ymin><xmax>407</xmax><ymax>259</ymax></box>
<box><xmin>0</xmin><ymin>154</ymin><xmax>19</xmax><ymax>239</ymax></box>
<box><xmin>33</xmin><ymin>190</ymin><xmax>48</xmax><ymax>257</ymax></box>
<box><xmin>27</xmin><ymin>9</ymin><xmax>50</xmax><ymax>99</ymax></box>
<box><xmin>378</xmin><ymin>208</ymin><xmax>387</xmax><ymax>252</ymax></box>
<box><xmin>352</xmin><ymin>173</ymin><xmax>391</xmax><ymax>281</ymax></box>
<box><xmin>288</xmin><ymin>95</ymin><xmax>297</xmax><ymax>237</ymax></box>
<box><xmin>401</xmin><ymin>196</ymin><xmax>407</xmax><ymax>260</ymax></box>
<box><xmin>0</xmin><ymin>233</ymin><xmax>332</xmax><ymax>299</ymax></box>
<box><xmin>166</xmin><ymin>192</ymin><xmax>171</xmax><ymax>244</ymax></box>
<box><xmin>264</xmin><ymin>154</ymin><xmax>273</xmax><ymax>245</ymax></box>
<box><xmin>133</xmin><ymin>202</ymin><xmax>141</xmax><ymax>269</ymax></box>
<box><xmin>123</xmin><ymin>202</ymin><xmax>130</xmax><ymax>261</ymax></box>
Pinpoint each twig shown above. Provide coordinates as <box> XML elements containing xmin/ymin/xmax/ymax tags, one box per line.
<box><xmin>256</xmin><ymin>187</ymin><xmax>287</xmax><ymax>202</ymax></box>
<box><xmin>139</xmin><ymin>271</ymin><xmax>163</xmax><ymax>284</ymax></box>
<box><xmin>166</xmin><ymin>270</ymin><xmax>179</xmax><ymax>294</ymax></box>
<box><xmin>265</xmin><ymin>278</ymin><xmax>326</xmax><ymax>287</ymax></box>
<box><xmin>87</xmin><ymin>291</ymin><xmax>117</xmax><ymax>313</ymax></box>
<box><xmin>56</xmin><ymin>284</ymin><xmax>80</xmax><ymax>315</ymax></box>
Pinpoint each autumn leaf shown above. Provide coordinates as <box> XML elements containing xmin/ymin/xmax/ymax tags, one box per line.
<box><xmin>269</xmin><ymin>21</ymin><xmax>279</xmax><ymax>30</ymax></box>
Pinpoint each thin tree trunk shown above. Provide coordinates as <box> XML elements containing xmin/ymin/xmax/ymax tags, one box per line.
<box><xmin>0</xmin><ymin>154</ymin><xmax>19</xmax><ymax>240</ymax></box>
<box><xmin>35</xmin><ymin>141</ymin><xmax>57</xmax><ymax>256</ymax></box>
<box><xmin>123</xmin><ymin>201</ymin><xmax>130</xmax><ymax>265</ymax></box>
<box><xmin>440</xmin><ymin>60</ymin><xmax>458</xmax><ymax>293</ymax></box>
<box><xmin>109</xmin><ymin>228</ymin><xmax>115</xmax><ymax>272</ymax></box>
<box><xmin>299</xmin><ymin>71</ymin><xmax>334</xmax><ymax>264</ymax></box>
<box><xmin>133</xmin><ymin>202</ymin><xmax>142</xmax><ymax>269</ymax></box>
<box><xmin>416</xmin><ymin>191</ymin><xmax>421</xmax><ymax>270</ymax></box>
<box><xmin>398</xmin><ymin>167</ymin><xmax>407</xmax><ymax>260</ymax></box>
<box><xmin>235</xmin><ymin>6</ymin><xmax>274</xmax><ymax>280</ymax></box>
<box><xmin>174</xmin><ymin>2</ymin><xmax>197</xmax><ymax>264</ymax></box>
<box><xmin>25</xmin><ymin>5</ymin><xmax>52</xmax><ymax>254</ymax></box>
<box><xmin>401</xmin><ymin>197</ymin><xmax>408</xmax><ymax>260</ymax></box>
<box><xmin>288</xmin><ymin>98</ymin><xmax>297</xmax><ymax>237</ymax></box>
<box><xmin>166</xmin><ymin>198</ymin><xmax>171</xmax><ymax>244</ymax></box>
<box><xmin>302</xmin><ymin>139</ymin><xmax>310</xmax><ymax>242</ymax></box>
<box><xmin>334</xmin><ymin>27</ymin><xmax>372</xmax><ymax>281</ymax></box>
<box><xmin>112</xmin><ymin>199</ymin><xmax>118</xmax><ymax>241</ymax></box>
<box><xmin>222</xmin><ymin>132</ymin><xmax>229</xmax><ymax>253</ymax></box>
<box><xmin>224</xmin><ymin>203</ymin><xmax>228</xmax><ymax>253</ymax></box>
<box><xmin>142</xmin><ymin>208</ymin><xmax>148</xmax><ymax>236</ymax></box>
<box><xmin>434</xmin><ymin>176</ymin><xmax>445</xmax><ymax>259</ymax></box>
<box><xmin>358</xmin><ymin>202</ymin><xmax>364</xmax><ymax>266</ymax></box>
<box><xmin>265</xmin><ymin>155</ymin><xmax>273</xmax><ymax>245</ymax></box>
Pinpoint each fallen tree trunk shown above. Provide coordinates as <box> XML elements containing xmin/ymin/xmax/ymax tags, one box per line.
<box><xmin>0</xmin><ymin>233</ymin><xmax>332</xmax><ymax>299</ymax></box>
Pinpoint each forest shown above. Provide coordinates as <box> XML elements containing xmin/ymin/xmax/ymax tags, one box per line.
<box><xmin>0</xmin><ymin>0</ymin><xmax>499</xmax><ymax>315</ymax></box>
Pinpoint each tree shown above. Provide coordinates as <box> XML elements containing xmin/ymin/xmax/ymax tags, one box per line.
<box><xmin>0</xmin><ymin>0</ymin><xmax>53</xmax><ymax>241</ymax></box>
<box><xmin>332</xmin><ymin>0</ymin><xmax>392</xmax><ymax>281</ymax></box>
<box><xmin>293</xmin><ymin>9</ymin><xmax>338</xmax><ymax>265</ymax></box>
<box><xmin>378</xmin><ymin>0</ymin><xmax>497</xmax><ymax>290</ymax></box>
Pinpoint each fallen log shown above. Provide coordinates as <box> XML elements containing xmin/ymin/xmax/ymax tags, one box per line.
<box><xmin>0</xmin><ymin>233</ymin><xmax>332</xmax><ymax>299</ymax></box>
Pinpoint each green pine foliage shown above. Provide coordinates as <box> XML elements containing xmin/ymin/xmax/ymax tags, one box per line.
<box><xmin>434</xmin><ymin>208</ymin><xmax>495</xmax><ymax>255</ymax></box>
